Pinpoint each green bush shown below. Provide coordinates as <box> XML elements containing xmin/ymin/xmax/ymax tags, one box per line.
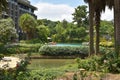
<box><xmin>100</xmin><ymin>50</ymin><xmax>120</xmax><ymax>73</ymax></box>
<box><xmin>76</xmin><ymin>50</ymin><xmax>120</xmax><ymax>73</ymax></box>
<box><xmin>0</xmin><ymin>43</ymin><xmax>42</xmax><ymax>54</ymax></box>
<box><xmin>39</xmin><ymin>45</ymin><xmax>113</xmax><ymax>57</ymax></box>
<box><xmin>39</xmin><ymin>45</ymin><xmax>88</xmax><ymax>57</ymax></box>
<box><xmin>76</xmin><ymin>56</ymin><xmax>101</xmax><ymax>71</ymax></box>
<box><xmin>20</xmin><ymin>39</ymin><xmax>43</xmax><ymax>44</ymax></box>
<box><xmin>28</xmin><ymin>70</ymin><xmax>60</xmax><ymax>80</ymax></box>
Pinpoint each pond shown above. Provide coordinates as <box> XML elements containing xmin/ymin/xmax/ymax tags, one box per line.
<box><xmin>28</xmin><ymin>59</ymin><xmax>75</xmax><ymax>69</ymax></box>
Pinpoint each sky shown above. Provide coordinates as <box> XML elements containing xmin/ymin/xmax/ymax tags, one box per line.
<box><xmin>29</xmin><ymin>0</ymin><xmax>113</xmax><ymax>22</ymax></box>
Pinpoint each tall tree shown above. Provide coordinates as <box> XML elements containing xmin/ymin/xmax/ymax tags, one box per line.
<box><xmin>94</xmin><ymin>0</ymin><xmax>106</xmax><ymax>54</ymax></box>
<box><xmin>114</xmin><ymin>0</ymin><xmax>120</xmax><ymax>57</ymax></box>
<box><xmin>84</xmin><ymin>0</ymin><xmax>95</xmax><ymax>55</ymax></box>
<box><xmin>72</xmin><ymin>5</ymin><xmax>88</xmax><ymax>27</ymax></box>
<box><xmin>19</xmin><ymin>13</ymin><xmax>37</xmax><ymax>40</ymax></box>
<box><xmin>84</xmin><ymin>0</ymin><xmax>106</xmax><ymax>54</ymax></box>
<box><xmin>89</xmin><ymin>1</ymin><xmax>94</xmax><ymax>55</ymax></box>
<box><xmin>95</xmin><ymin>9</ymin><xmax>101</xmax><ymax>54</ymax></box>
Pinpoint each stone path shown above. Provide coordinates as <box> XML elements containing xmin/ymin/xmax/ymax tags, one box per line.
<box><xmin>0</xmin><ymin>57</ymin><xmax>20</xmax><ymax>69</ymax></box>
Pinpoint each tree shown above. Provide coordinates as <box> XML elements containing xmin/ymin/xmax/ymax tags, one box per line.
<box><xmin>100</xmin><ymin>20</ymin><xmax>114</xmax><ymax>40</ymax></box>
<box><xmin>84</xmin><ymin>0</ymin><xmax>120</xmax><ymax>56</ymax></box>
<box><xmin>62</xmin><ymin>19</ymin><xmax>68</xmax><ymax>29</ymax></box>
<box><xmin>55</xmin><ymin>22</ymin><xmax>64</xmax><ymax>34</ymax></box>
<box><xmin>0</xmin><ymin>0</ymin><xmax>8</xmax><ymax>17</ymax></box>
<box><xmin>37</xmin><ymin>19</ymin><xmax>44</xmax><ymax>26</ymax></box>
<box><xmin>84</xmin><ymin>0</ymin><xmax>95</xmax><ymax>55</ymax></box>
<box><xmin>36</xmin><ymin>25</ymin><xmax>49</xmax><ymax>42</ymax></box>
<box><xmin>19</xmin><ymin>13</ymin><xmax>37</xmax><ymax>40</ymax></box>
<box><xmin>76</xmin><ymin>27</ymin><xmax>87</xmax><ymax>40</ymax></box>
<box><xmin>84</xmin><ymin>0</ymin><xmax>106</xmax><ymax>54</ymax></box>
<box><xmin>94</xmin><ymin>10</ymin><xmax>101</xmax><ymax>54</ymax></box>
<box><xmin>53</xmin><ymin>22</ymin><xmax>66</xmax><ymax>42</ymax></box>
<box><xmin>114</xmin><ymin>0</ymin><xmax>120</xmax><ymax>57</ymax></box>
<box><xmin>72</xmin><ymin>5</ymin><xmax>88</xmax><ymax>27</ymax></box>
<box><xmin>0</xmin><ymin>18</ymin><xmax>18</xmax><ymax>43</ymax></box>
<box><xmin>68</xmin><ymin>27</ymin><xmax>87</xmax><ymax>42</ymax></box>
<box><xmin>89</xmin><ymin>0</ymin><xmax>106</xmax><ymax>54</ymax></box>
<box><xmin>37</xmin><ymin>19</ymin><xmax>58</xmax><ymax>36</ymax></box>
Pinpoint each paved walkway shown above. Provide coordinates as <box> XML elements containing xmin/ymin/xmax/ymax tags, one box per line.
<box><xmin>0</xmin><ymin>57</ymin><xmax>20</xmax><ymax>69</ymax></box>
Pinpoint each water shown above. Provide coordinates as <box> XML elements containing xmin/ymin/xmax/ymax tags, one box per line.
<box><xmin>28</xmin><ymin>59</ymin><xmax>75</xmax><ymax>69</ymax></box>
<box><xmin>50</xmin><ymin>43</ymin><xmax>81</xmax><ymax>47</ymax></box>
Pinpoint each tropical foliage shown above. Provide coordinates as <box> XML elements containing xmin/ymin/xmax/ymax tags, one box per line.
<box><xmin>72</xmin><ymin>5</ymin><xmax>88</xmax><ymax>27</ymax></box>
<box><xmin>19</xmin><ymin>13</ymin><xmax>37</xmax><ymax>40</ymax></box>
<box><xmin>36</xmin><ymin>25</ymin><xmax>49</xmax><ymax>42</ymax></box>
<box><xmin>0</xmin><ymin>18</ymin><xmax>18</xmax><ymax>43</ymax></box>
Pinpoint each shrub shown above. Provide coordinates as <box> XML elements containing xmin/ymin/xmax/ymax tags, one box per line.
<box><xmin>20</xmin><ymin>39</ymin><xmax>43</xmax><ymax>44</ymax></box>
<box><xmin>0</xmin><ymin>54</ymin><xmax>4</xmax><ymax>60</ymax></box>
<box><xmin>76</xmin><ymin>56</ymin><xmax>101</xmax><ymax>71</ymax></box>
<box><xmin>76</xmin><ymin>50</ymin><xmax>120</xmax><ymax>73</ymax></box>
<box><xmin>39</xmin><ymin>45</ymin><xmax>88</xmax><ymax>58</ymax></box>
<box><xmin>0</xmin><ymin>43</ymin><xmax>42</xmax><ymax>54</ymax></box>
<box><xmin>28</xmin><ymin>70</ymin><xmax>60</xmax><ymax>80</ymax></box>
<box><xmin>100</xmin><ymin>41</ymin><xmax>114</xmax><ymax>47</ymax></box>
<box><xmin>100</xmin><ymin>51</ymin><xmax>120</xmax><ymax>73</ymax></box>
<box><xmin>39</xmin><ymin>45</ymin><xmax>113</xmax><ymax>57</ymax></box>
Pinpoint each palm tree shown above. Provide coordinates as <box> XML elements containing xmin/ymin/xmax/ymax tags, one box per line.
<box><xmin>94</xmin><ymin>0</ymin><xmax>106</xmax><ymax>54</ymax></box>
<box><xmin>19</xmin><ymin>13</ymin><xmax>37</xmax><ymax>40</ymax></box>
<box><xmin>84</xmin><ymin>0</ymin><xmax>106</xmax><ymax>55</ymax></box>
<box><xmin>0</xmin><ymin>0</ymin><xmax>8</xmax><ymax>17</ymax></box>
<box><xmin>89</xmin><ymin>1</ymin><xmax>94</xmax><ymax>55</ymax></box>
<box><xmin>114</xmin><ymin>0</ymin><xmax>120</xmax><ymax>57</ymax></box>
<box><xmin>85</xmin><ymin>0</ymin><xmax>120</xmax><ymax>57</ymax></box>
<box><xmin>84</xmin><ymin>0</ymin><xmax>95</xmax><ymax>55</ymax></box>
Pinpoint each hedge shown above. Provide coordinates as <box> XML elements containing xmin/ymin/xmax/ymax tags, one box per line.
<box><xmin>39</xmin><ymin>45</ymin><xmax>88</xmax><ymax>57</ymax></box>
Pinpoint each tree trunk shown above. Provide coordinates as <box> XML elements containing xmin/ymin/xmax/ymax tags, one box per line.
<box><xmin>26</xmin><ymin>32</ymin><xmax>32</xmax><ymax>40</ymax></box>
<box><xmin>114</xmin><ymin>1</ymin><xmax>117</xmax><ymax>57</ymax></box>
<box><xmin>95</xmin><ymin>9</ymin><xmax>100</xmax><ymax>54</ymax></box>
<box><xmin>114</xmin><ymin>0</ymin><xmax>120</xmax><ymax>57</ymax></box>
<box><xmin>89</xmin><ymin>2</ymin><xmax>94</xmax><ymax>56</ymax></box>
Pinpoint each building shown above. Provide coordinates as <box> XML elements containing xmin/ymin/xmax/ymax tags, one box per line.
<box><xmin>3</xmin><ymin>0</ymin><xmax>37</xmax><ymax>33</ymax></box>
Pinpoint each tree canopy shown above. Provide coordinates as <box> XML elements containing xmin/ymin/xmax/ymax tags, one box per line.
<box><xmin>19</xmin><ymin>13</ymin><xmax>37</xmax><ymax>40</ymax></box>
<box><xmin>0</xmin><ymin>18</ymin><xmax>18</xmax><ymax>43</ymax></box>
<box><xmin>72</xmin><ymin>5</ymin><xmax>88</xmax><ymax>27</ymax></box>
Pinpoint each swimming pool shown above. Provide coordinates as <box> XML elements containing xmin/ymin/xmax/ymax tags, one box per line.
<box><xmin>49</xmin><ymin>43</ymin><xmax>81</xmax><ymax>47</ymax></box>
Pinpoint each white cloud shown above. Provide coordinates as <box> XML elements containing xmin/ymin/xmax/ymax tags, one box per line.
<box><xmin>34</xmin><ymin>2</ymin><xmax>74</xmax><ymax>22</ymax></box>
<box><xmin>101</xmin><ymin>7</ymin><xmax>113</xmax><ymax>21</ymax></box>
<box><xmin>34</xmin><ymin>2</ymin><xmax>113</xmax><ymax>22</ymax></box>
